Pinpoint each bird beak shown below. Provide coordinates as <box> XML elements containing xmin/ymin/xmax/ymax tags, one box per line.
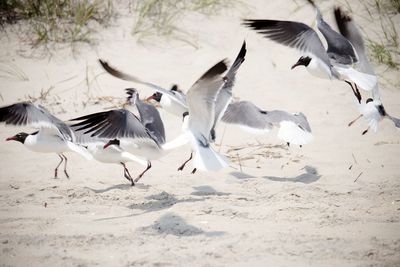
<box><xmin>291</xmin><ymin>61</ymin><xmax>302</xmax><ymax>69</ymax></box>
<box><xmin>145</xmin><ymin>95</ymin><xmax>155</xmax><ymax>102</ymax></box>
<box><xmin>6</xmin><ymin>136</ymin><xmax>16</xmax><ymax>141</ymax></box>
<box><xmin>103</xmin><ymin>141</ymin><xmax>112</xmax><ymax>149</ymax></box>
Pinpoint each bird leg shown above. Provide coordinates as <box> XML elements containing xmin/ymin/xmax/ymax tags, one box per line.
<box><xmin>54</xmin><ymin>154</ymin><xmax>64</xmax><ymax>178</ymax></box>
<box><xmin>348</xmin><ymin>114</ymin><xmax>363</xmax><ymax>127</ymax></box>
<box><xmin>134</xmin><ymin>162</ymin><xmax>151</xmax><ymax>183</ymax></box>
<box><xmin>362</xmin><ymin>127</ymin><xmax>369</xmax><ymax>135</ymax></box>
<box><xmin>191</xmin><ymin>168</ymin><xmax>197</xmax><ymax>174</ymax></box>
<box><xmin>121</xmin><ymin>162</ymin><xmax>134</xmax><ymax>186</ymax></box>
<box><xmin>62</xmin><ymin>154</ymin><xmax>69</xmax><ymax>179</ymax></box>
<box><xmin>344</xmin><ymin>81</ymin><xmax>361</xmax><ymax>104</ymax></box>
<box><xmin>177</xmin><ymin>152</ymin><xmax>193</xmax><ymax>171</ymax></box>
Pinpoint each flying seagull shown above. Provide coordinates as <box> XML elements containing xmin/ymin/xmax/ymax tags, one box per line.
<box><xmin>0</xmin><ymin>102</ymin><xmax>92</xmax><ymax>178</ymax></box>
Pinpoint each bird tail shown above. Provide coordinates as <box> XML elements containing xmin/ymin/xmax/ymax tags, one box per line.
<box><xmin>335</xmin><ymin>66</ymin><xmax>378</xmax><ymax>91</ymax></box>
<box><xmin>67</xmin><ymin>142</ymin><xmax>93</xmax><ymax>160</ymax></box>
<box><xmin>193</xmin><ymin>143</ymin><xmax>229</xmax><ymax>172</ymax></box>
<box><xmin>278</xmin><ymin>121</ymin><xmax>314</xmax><ymax>145</ymax></box>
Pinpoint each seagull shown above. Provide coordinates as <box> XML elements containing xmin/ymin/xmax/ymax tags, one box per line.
<box><xmin>221</xmin><ymin>101</ymin><xmax>313</xmax><ymax>146</ymax></box>
<box><xmin>145</xmin><ymin>84</ymin><xmax>188</xmax><ymax>117</ymax></box>
<box><xmin>70</xmin><ymin>88</ymin><xmax>189</xmax><ymax>184</ymax></box>
<box><xmin>334</xmin><ymin>7</ymin><xmax>400</xmax><ymax>134</ymax></box>
<box><xmin>242</xmin><ymin>4</ymin><xmax>377</xmax><ymax>100</ymax></box>
<box><xmin>0</xmin><ymin>102</ymin><xmax>92</xmax><ymax>178</ymax></box>
<box><xmin>71</xmin><ymin>126</ymin><xmax>147</xmax><ymax>185</ymax></box>
<box><xmin>98</xmin><ymin>40</ymin><xmax>247</xmax><ymax>124</ymax></box>
<box><xmin>99</xmin><ymin>59</ymin><xmax>188</xmax><ymax>117</ymax></box>
<box><xmin>184</xmin><ymin>59</ymin><xmax>230</xmax><ymax>172</ymax></box>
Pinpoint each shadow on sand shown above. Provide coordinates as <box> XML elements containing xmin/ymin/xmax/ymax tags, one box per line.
<box><xmin>141</xmin><ymin>212</ymin><xmax>225</xmax><ymax>237</ymax></box>
<box><xmin>263</xmin><ymin>165</ymin><xmax>321</xmax><ymax>184</ymax></box>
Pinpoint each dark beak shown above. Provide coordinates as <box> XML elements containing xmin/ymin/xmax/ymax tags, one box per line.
<box><xmin>291</xmin><ymin>61</ymin><xmax>302</xmax><ymax>70</ymax></box>
<box><xmin>6</xmin><ymin>136</ymin><xmax>16</xmax><ymax>141</ymax></box>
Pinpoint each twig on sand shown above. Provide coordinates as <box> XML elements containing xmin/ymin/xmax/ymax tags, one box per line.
<box><xmin>354</xmin><ymin>172</ymin><xmax>363</xmax><ymax>183</ymax></box>
<box><xmin>352</xmin><ymin>153</ymin><xmax>358</xmax><ymax>164</ymax></box>
<box><xmin>235</xmin><ymin>152</ymin><xmax>243</xmax><ymax>173</ymax></box>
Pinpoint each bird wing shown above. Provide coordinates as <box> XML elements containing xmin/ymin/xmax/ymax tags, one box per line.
<box><xmin>221</xmin><ymin>101</ymin><xmax>273</xmax><ymax>131</ymax></box>
<box><xmin>99</xmin><ymin>59</ymin><xmax>188</xmax><ymax>108</ymax></box>
<box><xmin>0</xmin><ymin>101</ymin><xmax>73</xmax><ymax>141</ymax></box>
<box><xmin>243</xmin><ymin>19</ymin><xmax>331</xmax><ymax>68</ymax></box>
<box><xmin>212</xmin><ymin>40</ymin><xmax>247</xmax><ymax>139</ymax></box>
<box><xmin>70</xmin><ymin>109</ymin><xmax>150</xmax><ymax>141</ymax></box>
<box><xmin>307</xmin><ymin>0</ymin><xmax>358</xmax><ymax>65</ymax></box>
<box><xmin>187</xmin><ymin>59</ymin><xmax>228</xmax><ymax>146</ymax></box>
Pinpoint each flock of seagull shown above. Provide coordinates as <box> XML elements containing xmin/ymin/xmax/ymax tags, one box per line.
<box><xmin>1</xmin><ymin>2</ymin><xmax>399</xmax><ymax>185</ymax></box>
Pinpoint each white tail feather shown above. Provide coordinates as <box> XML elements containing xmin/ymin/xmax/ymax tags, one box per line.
<box><xmin>67</xmin><ymin>142</ymin><xmax>93</xmax><ymax>160</ymax></box>
<box><xmin>278</xmin><ymin>121</ymin><xmax>313</xmax><ymax>145</ymax></box>
<box><xmin>335</xmin><ymin>66</ymin><xmax>377</xmax><ymax>91</ymax></box>
<box><xmin>193</xmin><ymin>142</ymin><xmax>229</xmax><ymax>172</ymax></box>
<box><xmin>161</xmin><ymin>132</ymin><xmax>190</xmax><ymax>151</ymax></box>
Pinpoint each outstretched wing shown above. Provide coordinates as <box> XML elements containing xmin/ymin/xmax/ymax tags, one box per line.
<box><xmin>0</xmin><ymin>101</ymin><xmax>73</xmax><ymax>141</ymax></box>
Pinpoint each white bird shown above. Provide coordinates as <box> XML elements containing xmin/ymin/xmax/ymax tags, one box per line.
<box><xmin>71</xmin><ymin>126</ymin><xmax>147</xmax><ymax>185</ymax></box>
<box><xmin>221</xmin><ymin>101</ymin><xmax>313</xmax><ymax>146</ymax></box>
<box><xmin>70</xmin><ymin>89</ymin><xmax>189</xmax><ymax>184</ymax></box>
<box><xmin>0</xmin><ymin>102</ymin><xmax>92</xmax><ymax>178</ymax></box>
<box><xmin>145</xmin><ymin>84</ymin><xmax>188</xmax><ymax>117</ymax></box>
<box><xmin>242</xmin><ymin>3</ymin><xmax>377</xmax><ymax>99</ymax></box>
<box><xmin>334</xmin><ymin>7</ymin><xmax>400</xmax><ymax>134</ymax></box>
<box><xmin>185</xmin><ymin>59</ymin><xmax>230</xmax><ymax>172</ymax></box>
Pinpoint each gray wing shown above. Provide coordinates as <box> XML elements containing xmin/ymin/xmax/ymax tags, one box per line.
<box><xmin>265</xmin><ymin>110</ymin><xmax>312</xmax><ymax>133</ymax></box>
<box><xmin>212</xmin><ymin>41</ymin><xmax>247</xmax><ymax>141</ymax></box>
<box><xmin>307</xmin><ymin>1</ymin><xmax>357</xmax><ymax>65</ymax></box>
<box><xmin>388</xmin><ymin>115</ymin><xmax>400</xmax><ymax>128</ymax></box>
<box><xmin>334</xmin><ymin>7</ymin><xmax>380</xmax><ymax>99</ymax></box>
<box><xmin>70</xmin><ymin>109</ymin><xmax>150</xmax><ymax>140</ymax></box>
<box><xmin>0</xmin><ymin>101</ymin><xmax>73</xmax><ymax>141</ymax></box>
<box><xmin>334</xmin><ymin>7</ymin><xmax>374</xmax><ymax>74</ymax></box>
<box><xmin>221</xmin><ymin>101</ymin><xmax>273</xmax><ymax>130</ymax></box>
<box><xmin>242</xmin><ymin>19</ymin><xmax>331</xmax><ymax>68</ymax></box>
<box><xmin>99</xmin><ymin>59</ymin><xmax>188</xmax><ymax>108</ymax></box>
<box><xmin>187</xmin><ymin>60</ymin><xmax>228</xmax><ymax>146</ymax></box>
<box><xmin>135</xmin><ymin>98</ymin><xmax>166</xmax><ymax>145</ymax></box>
<box><xmin>69</xmin><ymin>125</ymin><xmax>105</xmax><ymax>144</ymax></box>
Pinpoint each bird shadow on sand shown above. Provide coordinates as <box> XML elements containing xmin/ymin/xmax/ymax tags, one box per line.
<box><xmin>139</xmin><ymin>212</ymin><xmax>225</xmax><ymax>237</ymax></box>
<box><xmin>84</xmin><ymin>182</ymin><xmax>150</xmax><ymax>194</ymax></box>
<box><xmin>94</xmin><ymin>191</ymin><xmax>205</xmax><ymax>222</ymax></box>
<box><xmin>229</xmin><ymin>171</ymin><xmax>257</xmax><ymax>180</ymax></box>
<box><xmin>263</xmin><ymin>165</ymin><xmax>321</xmax><ymax>184</ymax></box>
<box><xmin>191</xmin><ymin>185</ymin><xmax>231</xmax><ymax>196</ymax></box>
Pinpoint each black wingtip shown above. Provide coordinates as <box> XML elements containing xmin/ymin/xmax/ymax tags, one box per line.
<box><xmin>199</xmin><ymin>59</ymin><xmax>228</xmax><ymax>80</ymax></box>
<box><xmin>242</xmin><ymin>19</ymin><xmax>280</xmax><ymax>31</ymax></box>
<box><xmin>306</xmin><ymin>0</ymin><xmax>316</xmax><ymax>8</ymax></box>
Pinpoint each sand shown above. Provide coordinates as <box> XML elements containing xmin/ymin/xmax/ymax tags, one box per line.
<box><xmin>0</xmin><ymin>0</ymin><xmax>399</xmax><ymax>266</ymax></box>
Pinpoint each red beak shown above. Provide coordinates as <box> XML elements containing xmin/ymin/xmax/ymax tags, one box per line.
<box><xmin>103</xmin><ymin>141</ymin><xmax>112</xmax><ymax>149</ymax></box>
<box><xmin>145</xmin><ymin>95</ymin><xmax>155</xmax><ymax>102</ymax></box>
<box><xmin>6</xmin><ymin>136</ymin><xmax>16</xmax><ymax>141</ymax></box>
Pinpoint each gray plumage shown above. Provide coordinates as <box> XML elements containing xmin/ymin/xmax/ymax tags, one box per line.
<box><xmin>187</xmin><ymin>60</ymin><xmax>228</xmax><ymax>146</ymax></box>
<box><xmin>0</xmin><ymin>101</ymin><xmax>73</xmax><ymax>141</ymax></box>
<box><xmin>211</xmin><ymin>40</ymin><xmax>247</xmax><ymax>141</ymax></box>
<box><xmin>308</xmin><ymin>0</ymin><xmax>357</xmax><ymax>65</ymax></box>
<box><xmin>242</xmin><ymin>19</ymin><xmax>332</xmax><ymax>69</ymax></box>
<box><xmin>222</xmin><ymin>101</ymin><xmax>312</xmax><ymax>134</ymax></box>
